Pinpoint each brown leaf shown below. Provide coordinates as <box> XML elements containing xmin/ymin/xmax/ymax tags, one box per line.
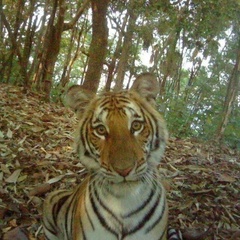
<box><xmin>217</xmin><ymin>173</ymin><xmax>236</xmax><ymax>183</ymax></box>
<box><xmin>31</xmin><ymin>126</ymin><xmax>45</xmax><ymax>133</ymax></box>
<box><xmin>1</xmin><ymin>164</ymin><xmax>11</xmax><ymax>174</ymax></box>
<box><xmin>231</xmin><ymin>230</ymin><xmax>240</xmax><ymax>239</ymax></box>
<box><xmin>182</xmin><ymin>227</ymin><xmax>212</xmax><ymax>240</ymax></box>
<box><xmin>29</xmin><ymin>183</ymin><xmax>51</xmax><ymax>196</ymax></box>
<box><xmin>0</xmin><ymin>208</ymin><xmax>7</xmax><ymax>219</ymax></box>
<box><xmin>41</xmin><ymin>114</ymin><xmax>54</xmax><ymax>122</ymax></box>
<box><xmin>9</xmin><ymin>219</ymin><xmax>17</xmax><ymax>227</ymax></box>
<box><xmin>3</xmin><ymin>227</ymin><xmax>29</xmax><ymax>240</ymax></box>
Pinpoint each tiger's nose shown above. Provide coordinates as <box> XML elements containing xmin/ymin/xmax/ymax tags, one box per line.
<box><xmin>115</xmin><ymin>167</ymin><xmax>132</xmax><ymax>177</ymax></box>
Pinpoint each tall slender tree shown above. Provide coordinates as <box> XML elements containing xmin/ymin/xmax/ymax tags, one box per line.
<box><xmin>35</xmin><ymin>0</ymin><xmax>90</xmax><ymax>100</ymax></box>
<box><xmin>216</xmin><ymin>16</ymin><xmax>240</xmax><ymax>141</ymax></box>
<box><xmin>82</xmin><ymin>0</ymin><xmax>110</xmax><ymax>93</ymax></box>
<box><xmin>114</xmin><ymin>0</ymin><xmax>137</xmax><ymax>91</ymax></box>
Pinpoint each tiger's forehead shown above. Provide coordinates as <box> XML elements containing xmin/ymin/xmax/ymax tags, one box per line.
<box><xmin>92</xmin><ymin>92</ymin><xmax>143</xmax><ymax>124</ymax></box>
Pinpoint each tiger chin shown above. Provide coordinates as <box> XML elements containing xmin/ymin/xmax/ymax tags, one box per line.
<box><xmin>43</xmin><ymin>73</ymin><xmax>170</xmax><ymax>240</ymax></box>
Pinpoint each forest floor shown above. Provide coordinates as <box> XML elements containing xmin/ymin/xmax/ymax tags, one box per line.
<box><xmin>0</xmin><ymin>83</ymin><xmax>239</xmax><ymax>240</ymax></box>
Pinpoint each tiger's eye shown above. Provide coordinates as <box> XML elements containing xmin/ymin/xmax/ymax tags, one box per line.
<box><xmin>95</xmin><ymin>125</ymin><xmax>107</xmax><ymax>136</ymax></box>
<box><xmin>131</xmin><ymin>121</ymin><xmax>143</xmax><ymax>132</ymax></box>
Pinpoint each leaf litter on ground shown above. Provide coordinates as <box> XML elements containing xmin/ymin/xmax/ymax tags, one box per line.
<box><xmin>0</xmin><ymin>84</ymin><xmax>239</xmax><ymax>240</ymax></box>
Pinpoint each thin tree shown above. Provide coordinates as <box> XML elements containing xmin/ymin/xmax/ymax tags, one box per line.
<box><xmin>216</xmin><ymin>21</ymin><xmax>240</xmax><ymax>141</ymax></box>
<box><xmin>35</xmin><ymin>0</ymin><xmax>90</xmax><ymax>100</ymax></box>
<box><xmin>82</xmin><ymin>0</ymin><xmax>110</xmax><ymax>93</ymax></box>
<box><xmin>114</xmin><ymin>0</ymin><xmax>137</xmax><ymax>91</ymax></box>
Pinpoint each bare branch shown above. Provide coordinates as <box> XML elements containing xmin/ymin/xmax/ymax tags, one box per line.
<box><xmin>63</xmin><ymin>0</ymin><xmax>90</xmax><ymax>31</ymax></box>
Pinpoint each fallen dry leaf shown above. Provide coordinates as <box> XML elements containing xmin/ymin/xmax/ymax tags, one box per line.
<box><xmin>29</xmin><ymin>183</ymin><xmax>51</xmax><ymax>196</ymax></box>
<box><xmin>5</xmin><ymin>169</ymin><xmax>22</xmax><ymax>183</ymax></box>
<box><xmin>1</xmin><ymin>164</ymin><xmax>11</xmax><ymax>174</ymax></box>
<box><xmin>182</xmin><ymin>227</ymin><xmax>212</xmax><ymax>240</ymax></box>
<box><xmin>6</xmin><ymin>128</ymin><xmax>13</xmax><ymax>138</ymax></box>
<box><xmin>216</xmin><ymin>173</ymin><xmax>236</xmax><ymax>183</ymax></box>
<box><xmin>3</xmin><ymin>226</ymin><xmax>29</xmax><ymax>240</ymax></box>
<box><xmin>231</xmin><ymin>230</ymin><xmax>240</xmax><ymax>239</ymax></box>
<box><xmin>47</xmin><ymin>175</ymin><xmax>65</xmax><ymax>184</ymax></box>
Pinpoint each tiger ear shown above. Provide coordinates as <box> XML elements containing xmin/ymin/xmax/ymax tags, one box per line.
<box><xmin>65</xmin><ymin>85</ymin><xmax>94</xmax><ymax>118</ymax></box>
<box><xmin>130</xmin><ymin>72</ymin><xmax>160</xmax><ymax>106</ymax></box>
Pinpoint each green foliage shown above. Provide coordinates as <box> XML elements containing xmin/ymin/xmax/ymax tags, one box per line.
<box><xmin>162</xmin><ymin>56</ymin><xmax>239</xmax><ymax>145</ymax></box>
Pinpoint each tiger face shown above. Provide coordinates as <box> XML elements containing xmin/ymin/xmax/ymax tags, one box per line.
<box><xmin>66</xmin><ymin>73</ymin><xmax>168</xmax><ymax>184</ymax></box>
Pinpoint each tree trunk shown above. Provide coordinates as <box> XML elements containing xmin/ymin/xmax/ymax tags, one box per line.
<box><xmin>0</xmin><ymin>0</ymin><xmax>5</xmax><ymax>81</ymax></box>
<box><xmin>60</xmin><ymin>26</ymin><xmax>84</xmax><ymax>88</ymax></box>
<box><xmin>21</xmin><ymin>0</ymin><xmax>36</xmax><ymax>89</ymax></box>
<box><xmin>39</xmin><ymin>0</ymin><xmax>65</xmax><ymax>100</ymax></box>
<box><xmin>114</xmin><ymin>3</ymin><xmax>137</xmax><ymax>91</ymax></box>
<box><xmin>82</xmin><ymin>0</ymin><xmax>109</xmax><ymax>93</ymax></box>
<box><xmin>105</xmin><ymin>11</ymin><xmax>128</xmax><ymax>91</ymax></box>
<box><xmin>32</xmin><ymin>1</ymin><xmax>49</xmax><ymax>88</ymax></box>
<box><xmin>1</xmin><ymin>0</ymin><xmax>25</xmax><ymax>84</ymax></box>
<box><xmin>35</xmin><ymin>0</ymin><xmax>90</xmax><ymax>100</ymax></box>
<box><xmin>105</xmin><ymin>35</ymin><xmax>122</xmax><ymax>91</ymax></box>
<box><xmin>216</xmin><ymin>36</ymin><xmax>240</xmax><ymax>141</ymax></box>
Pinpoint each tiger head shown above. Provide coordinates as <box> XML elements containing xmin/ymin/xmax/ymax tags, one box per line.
<box><xmin>66</xmin><ymin>73</ymin><xmax>168</xmax><ymax>183</ymax></box>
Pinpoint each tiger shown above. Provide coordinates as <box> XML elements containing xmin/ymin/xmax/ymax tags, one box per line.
<box><xmin>42</xmin><ymin>73</ymin><xmax>181</xmax><ymax>240</ymax></box>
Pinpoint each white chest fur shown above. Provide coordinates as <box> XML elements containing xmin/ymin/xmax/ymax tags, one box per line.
<box><xmin>82</xmin><ymin>181</ymin><xmax>167</xmax><ymax>240</ymax></box>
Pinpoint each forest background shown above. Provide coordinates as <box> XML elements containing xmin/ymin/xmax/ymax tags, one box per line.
<box><xmin>1</xmin><ymin>0</ymin><xmax>240</xmax><ymax>149</ymax></box>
